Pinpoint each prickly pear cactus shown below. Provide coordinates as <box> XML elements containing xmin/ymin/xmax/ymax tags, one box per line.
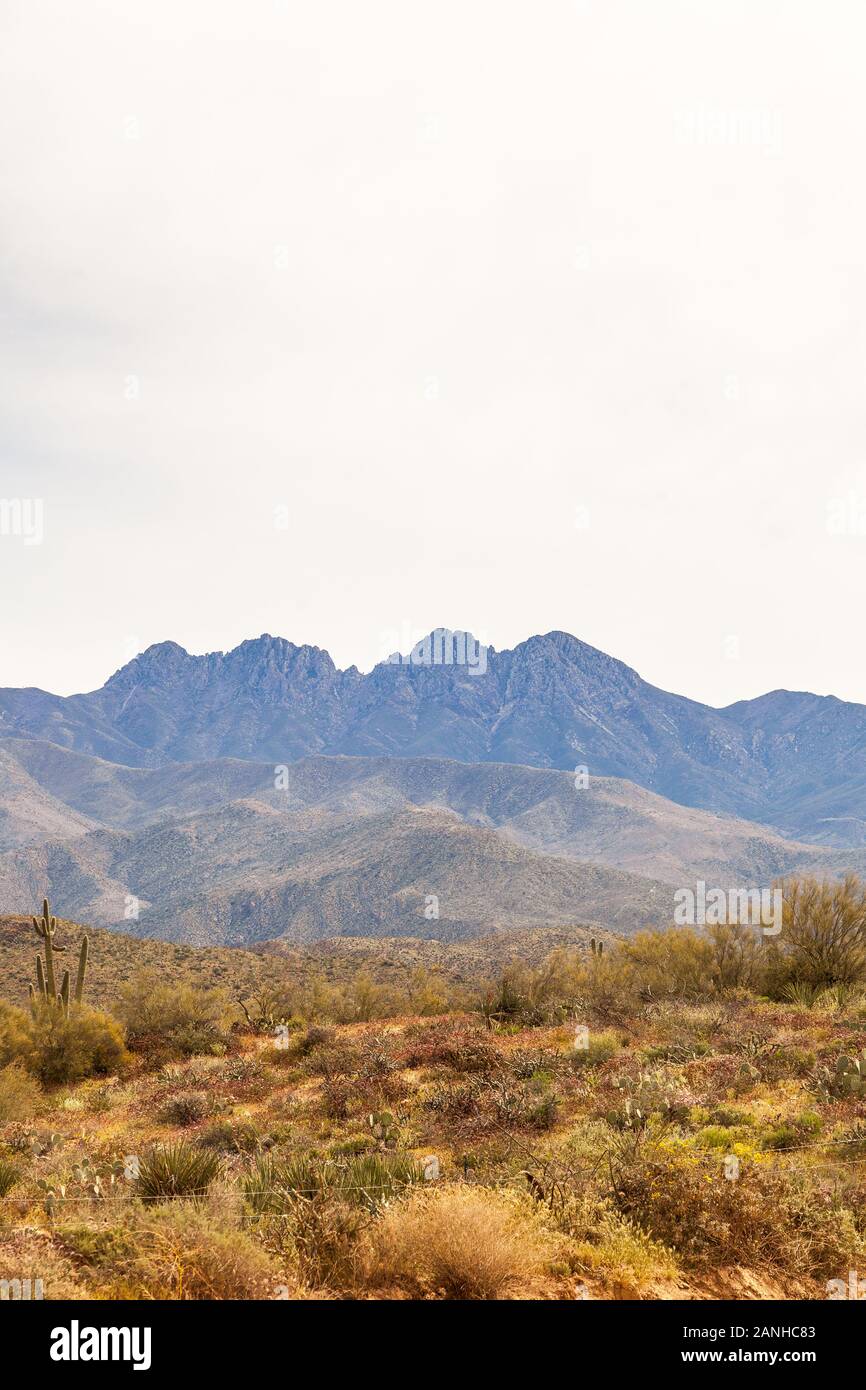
<box><xmin>612</xmin><ymin>1069</ymin><xmax>676</xmax><ymax>1128</ymax></box>
<box><xmin>367</xmin><ymin>1111</ymin><xmax>400</xmax><ymax>1148</ymax></box>
<box><xmin>816</xmin><ymin>1053</ymin><xmax>866</xmax><ymax>1100</ymax></box>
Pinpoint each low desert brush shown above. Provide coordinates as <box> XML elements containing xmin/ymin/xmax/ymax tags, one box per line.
<box><xmin>159</xmin><ymin>1091</ymin><xmax>215</xmax><ymax>1127</ymax></box>
<box><xmin>118</xmin><ymin>1197</ymin><xmax>283</xmax><ymax>1299</ymax></box>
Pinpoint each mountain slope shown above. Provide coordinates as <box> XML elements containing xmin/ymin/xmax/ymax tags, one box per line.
<box><xmin>0</xmin><ymin>802</ymin><xmax>671</xmax><ymax>946</ymax></box>
<box><xmin>0</xmin><ymin>746</ymin><xmax>98</xmax><ymax>850</ymax></box>
<box><xmin>3</xmin><ymin>629</ymin><xmax>865</xmax><ymax>842</ymax></box>
<box><xmin>0</xmin><ymin>738</ymin><xmax>855</xmax><ymax>886</ymax></box>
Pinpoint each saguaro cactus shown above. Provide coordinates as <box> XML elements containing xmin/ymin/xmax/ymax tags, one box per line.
<box><xmin>30</xmin><ymin>898</ymin><xmax>65</xmax><ymax>1012</ymax></box>
<box><xmin>29</xmin><ymin>898</ymin><xmax>89</xmax><ymax>1018</ymax></box>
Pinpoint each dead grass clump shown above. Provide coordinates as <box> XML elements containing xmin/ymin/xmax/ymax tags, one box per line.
<box><xmin>364</xmin><ymin>1185</ymin><xmax>555</xmax><ymax>1299</ymax></box>
<box><xmin>0</xmin><ymin>1228</ymin><xmax>87</xmax><ymax>1299</ymax></box>
<box><xmin>125</xmin><ymin>1195</ymin><xmax>283</xmax><ymax>1299</ymax></box>
<box><xmin>159</xmin><ymin>1090</ymin><xmax>216</xmax><ymax>1127</ymax></box>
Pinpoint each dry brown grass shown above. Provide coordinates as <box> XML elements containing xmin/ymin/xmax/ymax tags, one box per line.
<box><xmin>0</xmin><ymin>1061</ymin><xmax>41</xmax><ymax>1122</ymax></box>
<box><xmin>363</xmin><ymin>1185</ymin><xmax>556</xmax><ymax>1299</ymax></box>
<box><xmin>120</xmin><ymin>1195</ymin><xmax>285</xmax><ymax>1300</ymax></box>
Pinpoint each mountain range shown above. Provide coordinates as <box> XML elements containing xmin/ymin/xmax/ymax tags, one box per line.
<box><xmin>2</xmin><ymin>628</ymin><xmax>864</xmax><ymax>846</ymax></box>
<box><xmin>0</xmin><ymin>627</ymin><xmax>864</xmax><ymax>946</ymax></box>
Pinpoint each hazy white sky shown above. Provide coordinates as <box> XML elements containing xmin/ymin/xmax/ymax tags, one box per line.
<box><xmin>2</xmin><ymin>0</ymin><xmax>865</xmax><ymax>705</ymax></box>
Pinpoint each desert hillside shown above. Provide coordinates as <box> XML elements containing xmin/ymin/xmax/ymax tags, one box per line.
<box><xmin>3</xmin><ymin>739</ymin><xmax>864</xmax><ymax>946</ymax></box>
<box><xmin>3</xmin><ymin>893</ymin><xmax>866</xmax><ymax>1302</ymax></box>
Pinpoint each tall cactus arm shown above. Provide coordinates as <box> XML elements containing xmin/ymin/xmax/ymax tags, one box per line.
<box><xmin>74</xmin><ymin>936</ymin><xmax>89</xmax><ymax>1004</ymax></box>
<box><xmin>43</xmin><ymin>924</ymin><xmax>57</xmax><ymax>1000</ymax></box>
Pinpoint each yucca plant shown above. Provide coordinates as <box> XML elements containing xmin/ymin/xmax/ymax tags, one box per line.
<box><xmin>780</xmin><ymin>980</ymin><xmax>823</xmax><ymax>1008</ymax></box>
<box><xmin>330</xmin><ymin>1152</ymin><xmax>424</xmax><ymax>1210</ymax></box>
<box><xmin>242</xmin><ymin>1154</ymin><xmax>321</xmax><ymax>1213</ymax></box>
<box><xmin>0</xmin><ymin>1158</ymin><xmax>20</xmax><ymax>1197</ymax></box>
<box><xmin>243</xmin><ymin>1150</ymin><xmax>424</xmax><ymax>1215</ymax></box>
<box><xmin>136</xmin><ymin>1142</ymin><xmax>221</xmax><ymax>1203</ymax></box>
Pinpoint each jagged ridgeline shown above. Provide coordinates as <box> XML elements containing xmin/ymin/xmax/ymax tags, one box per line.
<box><xmin>28</xmin><ymin>897</ymin><xmax>89</xmax><ymax>1018</ymax></box>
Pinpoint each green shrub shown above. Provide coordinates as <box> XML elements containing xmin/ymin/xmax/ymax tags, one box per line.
<box><xmin>118</xmin><ymin>973</ymin><xmax>233</xmax><ymax>1057</ymax></box>
<box><xmin>329</xmin><ymin>1135</ymin><xmax>375</xmax><ymax>1157</ymax></box>
<box><xmin>796</xmin><ymin>1110</ymin><xmax>822</xmax><ymax>1136</ymax></box>
<box><xmin>527</xmin><ymin>1091</ymin><xmax>560</xmax><ymax>1130</ymax></box>
<box><xmin>761</xmin><ymin>1124</ymin><xmax>800</xmax><ymax>1151</ymax></box>
<box><xmin>695</xmin><ymin>1125</ymin><xmax>739</xmax><ymax>1150</ymax></box>
<box><xmin>56</xmin><ymin>1225</ymin><xmax>139</xmax><ymax>1270</ymax></box>
<box><xmin>293</xmin><ymin>1025</ymin><xmax>335</xmax><ymax>1057</ymax></box>
<box><xmin>0</xmin><ymin>999</ymin><xmax>34</xmax><ymax>1069</ymax></box>
<box><xmin>571</xmin><ymin>1030</ymin><xmax>620</xmax><ymax>1068</ymax></box>
<box><xmin>137</xmin><ymin>1142</ymin><xmax>222</xmax><ymax>1202</ymax></box>
<box><xmin>197</xmin><ymin>1119</ymin><xmax>262</xmax><ymax>1153</ymax></box>
<box><xmin>708</xmin><ymin>1106</ymin><xmax>753</xmax><ymax>1128</ymax></box>
<box><xmin>28</xmin><ymin>1007</ymin><xmax>129</xmax><ymax>1085</ymax></box>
